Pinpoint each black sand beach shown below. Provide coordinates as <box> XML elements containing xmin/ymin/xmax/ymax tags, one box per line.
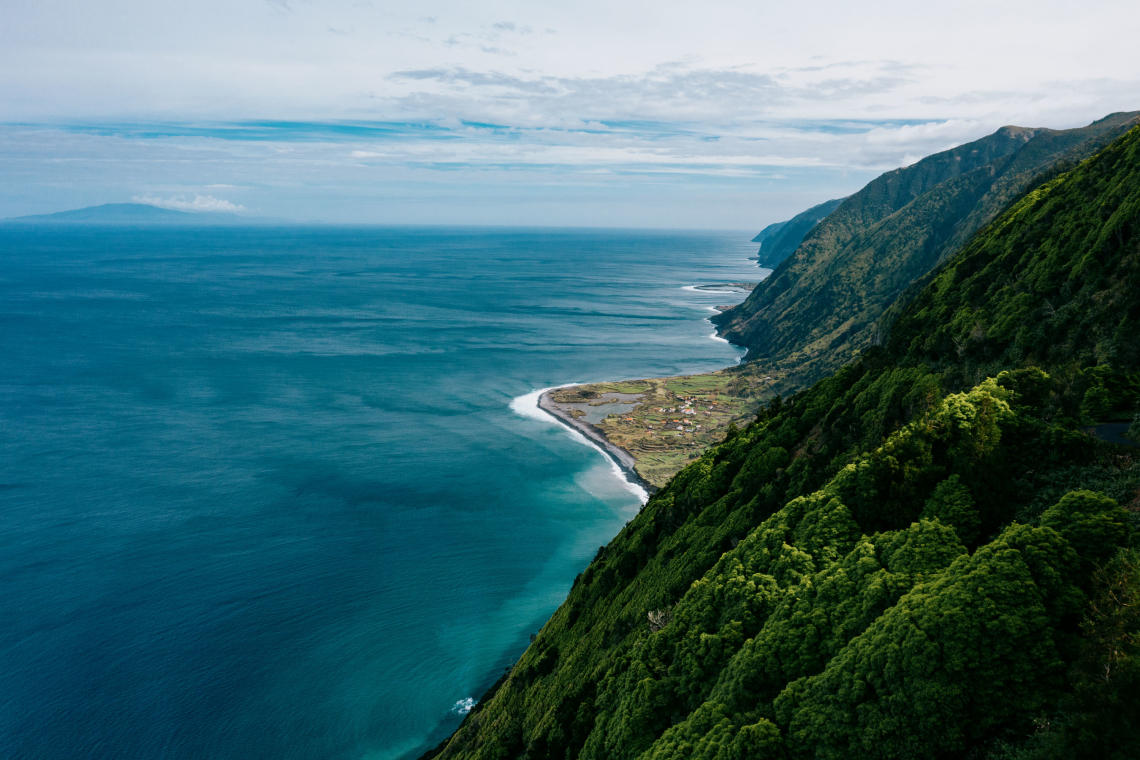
<box><xmin>537</xmin><ymin>390</ymin><xmax>656</xmax><ymax>494</ymax></box>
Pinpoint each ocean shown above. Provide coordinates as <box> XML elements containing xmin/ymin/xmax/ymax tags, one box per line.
<box><xmin>0</xmin><ymin>225</ymin><xmax>762</xmax><ymax>759</ymax></box>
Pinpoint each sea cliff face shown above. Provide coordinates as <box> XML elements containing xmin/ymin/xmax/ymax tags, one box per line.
<box><xmin>714</xmin><ymin>111</ymin><xmax>1140</xmax><ymax>396</ymax></box>
<box><xmin>423</xmin><ymin>125</ymin><xmax>1140</xmax><ymax>760</ymax></box>
<box><xmin>750</xmin><ymin>220</ymin><xmax>787</xmax><ymax>245</ymax></box>
<box><xmin>751</xmin><ymin>197</ymin><xmax>844</xmax><ymax>270</ymax></box>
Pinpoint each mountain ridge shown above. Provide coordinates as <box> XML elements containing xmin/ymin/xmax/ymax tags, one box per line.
<box><xmin>420</xmin><ymin>123</ymin><xmax>1140</xmax><ymax>760</ymax></box>
<box><xmin>751</xmin><ymin>220</ymin><xmax>787</xmax><ymax>244</ymax></box>
<box><xmin>752</xmin><ymin>198</ymin><xmax>845</xmax><ymax>270</ymax></box>
<box><xmin>4</xmin><ymin>202</ymin><xmax>238</xmax><ymax>223</ymax></box>
<box><xmin>714</xmin><ymin>111</ymin><xmax>1140</xmax><ymax>395</ymax></box>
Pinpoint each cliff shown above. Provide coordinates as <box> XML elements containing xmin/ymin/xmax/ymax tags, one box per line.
<box><xmin>714</xmin><ymin>111</ymin><xmax>1140</xmax><ymax>394</ymax></box>
<box><xmin>422</xmin><ymin>125</ymin><xmax>1140</xmax><ymax>760</ymax></box>
<box><xmin>752</xmin><ymin>197</ymin><xmax>845</xmax><ymax>269</ymax></box>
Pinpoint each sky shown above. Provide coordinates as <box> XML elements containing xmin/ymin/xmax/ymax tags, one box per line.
<box><xmin>2</xmin><ymin>0</ymin><xmax>1139</xmax><ymax>227</ymax></box>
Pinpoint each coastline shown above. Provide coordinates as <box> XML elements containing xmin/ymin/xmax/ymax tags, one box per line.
<box><xmin>530</xmin><ymin>366</ymin><xmax>770</xmax><ymax>489</ymax></box>
<box><xmin>511</xmin><ymin>281</ymin><xmax>761</xmax><ymax>500</ymax></box>
<box><xmin>536</xmin><ymin>389</ymin><xmax>658</xmax><ymax>496</ymax></box>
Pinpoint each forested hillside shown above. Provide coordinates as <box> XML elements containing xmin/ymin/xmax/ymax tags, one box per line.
<box><xmin>751</xmin><ymin>221</ymin><xmax>787</xmax><ymax>246</ymax></box>
<box><xmin>422</xmin><ymin>126</ymin><xmax>1140</xmax><ymax>760</ymax></box>
<box><xmin>752</xmin><ymin>198</ymin><xmax>845</xmax><ymax>269</ymax></box>
<box><xmin>715</xmin><ymin>111</ymin><xmax>1140</xmax><ymax>395</ymax></box>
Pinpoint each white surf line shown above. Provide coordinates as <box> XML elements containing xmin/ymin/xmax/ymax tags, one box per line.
<box><xmin>510</xmin><ymin>385</ymin><xmax>650</xmax><ymax>504</ymax></box>
<box><xmin>682</xmin><ymin>285</ymin><xmax>739</xmax><ymax>294</ymax></box>
<box><xmin>702</xmin><ymin>314</ymin><xmax>745</xmax><ymax>362</ymax></box>
<box><xmin>680</xmin><ymin>286</ymin><xmax>747</xmax><ymax>356</ymax></box>
<box><xmin>450</xmin><ymin>697</ymin><xmax>476</xmax><ymax>715</ymax></box>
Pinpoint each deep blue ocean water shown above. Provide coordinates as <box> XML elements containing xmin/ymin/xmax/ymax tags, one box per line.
<box><xmin>0</xmin><ymin>225</ymin><xmax>762</xmax><ymax>760</ymax></box>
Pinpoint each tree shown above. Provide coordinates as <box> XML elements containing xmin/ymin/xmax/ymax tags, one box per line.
<box><xmin>922</xmin><ymin>474</ymin><xmax>981</xmax><ymax>544</ymax></box>
<box><xmin>1039</xmin><ymin>491</ymin><xmax>1132</xmax><ymax>578</ymax></box>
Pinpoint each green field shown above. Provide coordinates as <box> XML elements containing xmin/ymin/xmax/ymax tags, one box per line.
<box><xmin>551</xmin><ymin>370</ymin><xmax>773</xmax><ymax>487</ymax></box>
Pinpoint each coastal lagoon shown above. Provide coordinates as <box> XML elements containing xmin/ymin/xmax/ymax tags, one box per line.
<box><xmin>0</xmin><ymin>226</ymin><xmax>760</xmax><ymax>759</ymax></box>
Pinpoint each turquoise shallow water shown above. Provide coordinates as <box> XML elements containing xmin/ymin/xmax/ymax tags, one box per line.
<box><xmin>0</xmin><ymin>225</ymin><xmax>761</xmax><ymax>759</ymax></box>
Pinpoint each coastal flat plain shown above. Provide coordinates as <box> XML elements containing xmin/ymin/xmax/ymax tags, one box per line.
<box><xmin>0</xmin><ymin>224</ymin><xmax>761</xmax><ymax>760</ymax></box>
<box><xmin>547</xmin><ymin>366</ymin><xmax>773</xmax><ymax>488</ymax></box>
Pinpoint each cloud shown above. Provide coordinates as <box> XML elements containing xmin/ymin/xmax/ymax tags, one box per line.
<box><xmin>491</xmin><ymin>21</ymin><xmax>532</xmax><ymax>34</ymax></box>
<box><xmin>40</xmin><ymin>111</ymin><xmax>1012</xmax><ymax>183</ymax></box>
<box><xmin>3</xmin><ymin>1</ymin><xmax>1136</xmax><ymax>228</ymax></box>
<box><xmin>133</xmin><ymin>194</ymin><xmax>246</xmax><ymax>213</ymax></box>
<box><xmin>384</xmin><ymin>60</ymin><xmax>922</xmax><ymax>126</ymax></box>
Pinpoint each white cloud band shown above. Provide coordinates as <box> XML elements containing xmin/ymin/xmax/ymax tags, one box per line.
<box><xmin>132</xmin><ymin>194</ymin><xmax>245</xmax><ymax>213</ymax></box>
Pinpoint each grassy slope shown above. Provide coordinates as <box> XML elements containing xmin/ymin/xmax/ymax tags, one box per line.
<box><xmin>888</xmin><ymin>125</ymin><xmax>1140</xmax><ymax>405</ymax></box>
<box><xmin>751</xmin><ymin>221</ymin><xmax>788</xmax><ymax>245</ymax></box>
<box><xmin>424</xmin><ymin>127</ymin><xmax>1140</xmax><ymax>760</ymax></box>
<box><xmin>715</xmin><ymin>112</ymin><xmax>1140</xmax><ymax>397</ymax></box>
<box><xmin>754</xmin><ymin>198</ymin><xmax>845</xmax><ymax>270</ymax></box>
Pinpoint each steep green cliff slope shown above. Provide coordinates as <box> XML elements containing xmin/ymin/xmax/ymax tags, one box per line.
<box><xmin>751</xmin><ymin>221</ymin><xmax>788</xmax><ymax>245</ymax></box>
<box><xmin>423</xmin><ymin>126</ymin><xmax>1140</xmax><ymax>760</ymax></box>
<box><xmin>753</xmin><ymin>198</ymin><xmax>845</xmax><ymax>269</ymax></box>
<box><xmin>715</xmin><ymin>112</ymin><xmax>1140</xmax><ymax>394</ymax></box>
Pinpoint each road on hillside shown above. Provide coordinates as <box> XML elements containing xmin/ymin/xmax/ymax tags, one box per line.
<box><xmin>1084</xmin><ymin>422</ymin><xmax>1139</xmax><ymax>448</ymax></box>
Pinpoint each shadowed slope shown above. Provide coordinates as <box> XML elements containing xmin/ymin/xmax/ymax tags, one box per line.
<box><xmin>422</xmin><ymin>125</ymin><xmax>1140</xmax><ymax>760</ymax></box>
<box><xmin>714</xmin><ymin>111</ymin><xmax>1140</xmax><ymax>393</ymax></box>
<box><xmin>753</xmin><ymin>198</ymin><xmax>845</xmax><ymax>269</ymax></box>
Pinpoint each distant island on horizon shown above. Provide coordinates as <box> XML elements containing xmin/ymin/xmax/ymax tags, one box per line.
<box><xmin>4</xmin><ymin>203</ymin><xmax>245</xmax><ymax>224</ymax></box>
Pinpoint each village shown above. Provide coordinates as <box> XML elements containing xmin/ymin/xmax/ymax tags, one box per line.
<box><xmin>546</xmin><ymin>368</ymin><xmax>772</xmax><ymax>488</ymax></box>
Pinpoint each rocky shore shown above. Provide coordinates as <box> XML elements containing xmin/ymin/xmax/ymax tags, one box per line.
<box><xmin>537</xmin><ymin>389</ymin><xmax>656</xmax><ymax>494</ymax></box>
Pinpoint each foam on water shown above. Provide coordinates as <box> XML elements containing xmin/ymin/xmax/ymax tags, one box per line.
<box><xmin>511</xmin><ymin>386</ymin><xmax>649</xmax><ymax>505</ymax></box>
<box><xmin>0</xmin><ymin>225</ymin><xmax>762</xmax><ymax>760</ymax></box>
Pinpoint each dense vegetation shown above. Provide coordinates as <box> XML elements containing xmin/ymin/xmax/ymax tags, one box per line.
<box><xmin>752</xmin><ymin>198</ymin><xmax>845</xmax><ymax>269</ymax></box>
<box><xmin>751</xmin><ymin>220</ymin><xmax>787</xmax><ymax>246</ymax></box>
<box><xmin>887</xmin><ymin>125</ymin><xmax>1140</xmax><ymax>421</ymax></box>
<box><xmin>423</xmin><ymin>126</ymin><xmax>1140</xmax><ymax>760</ymax></box>
<box><xmin>715</xmin><ymin>111</ymin><xmax>1140</xmax><ymax>396</ymax></box>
